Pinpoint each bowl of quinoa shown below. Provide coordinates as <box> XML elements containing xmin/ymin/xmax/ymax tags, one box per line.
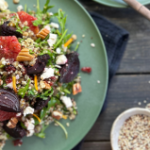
<box><xmin>111</xmin><ymin>107</ymin><xmax>150</xmax><ymax>150</ymax></box>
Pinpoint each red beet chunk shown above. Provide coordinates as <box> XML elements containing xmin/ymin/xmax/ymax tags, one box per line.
<box><xmin>0</xmin><ymin>89</ymin><xmax>20</xmax><ymax>112</ymax></box>
<box><xmin>0</xmin><ymin>110</ymin><xmax>17</xmax><ymax>121</ymax></box>
<box><xmin>13</xmin><ymin>139</ymin><xmax>23</xmax><ymax>146</ymax></box>
<box><xmin>34</xmin><ymin>97</ymin><xmax>50</xmax><ymax>111</ymax></box>
<box><xmin>3</xmin><ymin>122</ymin><xmax>26</xmax><ymax>139</ymax></box>
<box><xmin>81</xmin><ymin>67</ymin><xmax>92</xmax><ymax>73</ymax></box>
<box><xmin>59</xmin><ymin>52</ymin><xmax>80</xmax><ymax>83</ymax></box>
<box><xmin>26</xmin><ymin>54</ymin><xmax>50</xmax><ymax>76</ymax></box>
<box><xmin>0</xmin><ymin>22</ymin><xmax>22</xmax><ymax>38</ymax></box>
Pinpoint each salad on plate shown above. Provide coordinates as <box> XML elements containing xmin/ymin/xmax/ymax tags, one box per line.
<box><xmin>0</xmin><ymin>0</ymin><xmax>82</xmax><ymax>148</ymax></box>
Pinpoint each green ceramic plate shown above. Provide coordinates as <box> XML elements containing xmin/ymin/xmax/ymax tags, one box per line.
<box><xmin>93</xmin><ymin>0</ymin><xmax>150</xmax><ymax>8</ymax></box>
<box><xmin>5</xmin><ymin>0</ymin><xmax>108</xmax><ymax>150</ymax></box>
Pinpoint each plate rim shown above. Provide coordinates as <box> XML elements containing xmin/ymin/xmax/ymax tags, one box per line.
<box><xmin>93</xmin><ymin>0</ymin><xmax>150</xmax><ymax>8</ymax></box>
<box><xmin>66</xmin><ymin>0</ymin><xmax>109</xmax><ymax>149</ymax></box>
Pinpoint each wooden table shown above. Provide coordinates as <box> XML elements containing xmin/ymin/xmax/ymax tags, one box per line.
<box><xmin>78</xmin><ymin>1</ymin><xmax>150</xmax><ymax>150</ymax></box>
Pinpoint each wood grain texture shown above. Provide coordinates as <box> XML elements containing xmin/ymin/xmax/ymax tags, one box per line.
<box><xmin>85</xmin><ymin>75</ymin><xmax>150</xmax><ymax>141</ymax></box>
<box><xmin>78</xmin><ymin>1</ymin><xmax>150</xmax><ymax>150</ymax></box>
<box><xmin>81</xmin><ymin>142</ymin><xmax>111</xmax><ymax>150</ymax></box>
<box><xmin>79</xmin><ymin>1</ymin><xmax>150</xmax><ymax>73</ymax></box>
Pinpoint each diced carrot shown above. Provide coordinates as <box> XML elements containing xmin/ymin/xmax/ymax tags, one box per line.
<box><xmin>34</xmin><ymin>75</ymin><xmax>38</xmax><ymax>91</ymax></box>
<box><xmin>12</xmin><ymin>76</ymin><xmax>17</xmax><ymax>93</ymax></box>
<box><xmin>33</xmin><ymin>114</ymin><xmax>41</xmax><ymax>123</ymax></box>
<box><xmin>64</xmin><ymin>35</ymin><xmax>77</xmax><ymax>47</ymax></box>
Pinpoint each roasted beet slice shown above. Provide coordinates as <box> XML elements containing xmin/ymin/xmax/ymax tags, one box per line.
<box><xmin>0</xmin><ymin>89</ymin><xmax>20</xmax><ymax>112</ymax></box>
<box><xmin>0</xmin><ymin>110</ymin><xmax>17</xmax><ymax>121</ymax></box>
<box><xmin>34</xmin><ymin>97</ymin><xmax>50</xmax><ymax>111</ymax></box>
<box><xmin>59</xmin><ymin>52</ymin><xmax>80</xmax><ymax>83</ymax></box>
<box><xmin>0</xmin><ymin>22</ymin><xmax>22</xmax><ymax>38</ymax></box>
<box><xmin>26</xmin><ymin>54</ymin><xmax>50</xmax><ymax>76</ymax></box>
<box><xmin>3</xmin><ymin>122</ymin><xmax>26</xmax><ymax>139</ymax></box>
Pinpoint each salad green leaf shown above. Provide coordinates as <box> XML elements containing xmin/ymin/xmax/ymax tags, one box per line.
<box><xmin>57</xmin><ymin>9</ymin><xmax>67</xmax><ymax>33</ymax></box>
<box><xmin>55</xmin><ymin>120</ymin><xmax>68</xmax><ymax>139</ymax></box>
<box><xmin>18</xmin><ymin>79</ymin><xmax>30</xmax><ymax>98</ymax></box>
<box><xmin>36</xmin><ymin>88</ymin><xmax>53</xmax><ymax>100</ymax></box>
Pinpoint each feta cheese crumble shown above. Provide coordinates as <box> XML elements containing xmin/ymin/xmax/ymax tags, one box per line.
<box><xmin>56</xmin><ymin>48</ymin><xmax>61</xmax><ymax>54</ymax></box>
<box><xmin>25</xmin><ymin>118</ymin><xmax>35</xmax><ymax>137</ymax></box>
<box><xmin>47</xmin><ymin>33</ymin><xmax>57</xmax><ymax>47</ymax></box>
<box><xmin>50</xmin><ymin>22</ymin><xmax>59</xmax><ymax>29</ymax></box>
<box><xmin>56</xmin><ymin>55</ymin><xmax>67</xmax><ymax>65</ymax></box>
<box><xmin>23</xmin><ymin>106</ymin><xmax>34</xmax><ymax>116</ymax></box>
<box><xmin>60</xmin><ymin>96</ymin><xmax>73</xmax><ymax>108</ymax></box>
<box><xmin>40</xmin><ymin>68</ymin><xmax>55</xmax><ymax>80</ymax></box>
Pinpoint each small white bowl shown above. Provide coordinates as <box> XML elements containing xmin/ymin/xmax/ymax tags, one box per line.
<box><xmin>110</xmin><ymin>107</ymin><xmax>150</xmax><ymax>150</ymax></box>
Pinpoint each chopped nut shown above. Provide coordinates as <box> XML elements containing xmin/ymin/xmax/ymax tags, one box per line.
<box><xmin>36</xmin><ymin>28</ymin><xmax>50</xmax><ymax>39</ymax></box>
<box><xmin>52</xmin><ymin>111</ymin><xmax>63</xmax><ymax>120</ymax></box>
<box><xmin>7</xmin><ymin>117</ymin><xmax>18</xmax><ymax>128</ymax></box>
<box><xmin>23</xmin><ymin>32</ymin><xmax>29</xmax><ymax>37</ymax></box>
<box><xmin>13</xmin><ymin>0</ymin><xmax>20</xmax><ymax>4</ymax></box>
<box><xmin>17</xmin><ymin>48</ymin><xmax>35</xmax><ymax>62</ymax></box>
<box><xmin>40</xmin><ymin>81</ymin><xmax>51</xmax><ymax>90</ymax></box>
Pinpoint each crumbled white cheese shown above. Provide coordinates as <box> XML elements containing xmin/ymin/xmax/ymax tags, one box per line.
<box><xmin>60</xmin><ymin>96</ymin><xmax>73</xmax><ymax>108</ymax></box>
<box><xmin>55</xmin><ymin>65</ymin><xmax>61</xmax><ymax>68</ymax></box>
<box><xmin>49</xmin><ymin>12</ymin><xmax>53</xmax><ymax>16</ymax></box>
<box><xmin>56</xmin><ymin>55</ymin><xmax>67</xmax><ymax>65</ymax></box>
<box><xmin>6</xmin><ymin>82</ymin><xmax>13</xmax><ymax>89</ymax></box>
<box><xmin>40</xmin><ymin>68</ymin><xmax>55</xmax><ymax>80</ymax></box>
<box><xmin>0</xmin><ymin>0</ymin><xmax>8</xmax><ymax>11</ymax></box>
<box><xmin>17</xmin><ymin>5</ymin><xmax>23</xmax><ymax>12</ymax></box>
<box><xmin>27</xmin><ymin>129</ymin><xmax>34</xmax><ymax>137</ymax></box>
<box><xmin>25</xmin><ymin>118</ymin><xmax>35</xmax><ymax>137</ymax></box>
<box><xmin>23</xmin><ymin>106</ymin><xmax>34</xmax><ymax>116</ymax></box>
<box><xmin>44</xmin><ymin>25</ymin><xmax>51</xmax><ymax>31</ymax></box>
<box><xmin>91</xmin><ymin>43</ymin><xmax>95</xmax><ymax>47</ymax></box>
<box><xmin>56</xmin><ymin>48</ymin><xmax>61</xmax><ymax>54</ymax></box>
<box><xmin>50</xmin><ymin>22</ymin><xmax>59</xmax><ymax>29</ymax></box>
<box><xmin>62</xmin><ymin>45</ymin><xmax>67</xmax><ymax>52</ymax></box>
<box><xmin>47</xmin><ymin>33</ymin><xmax>57</xmax><ymax>47</ymax></box>
<box><xmin>1</xmin><ymin>58</ymin><xmax>6</xmax><ymax>65</ymax></box>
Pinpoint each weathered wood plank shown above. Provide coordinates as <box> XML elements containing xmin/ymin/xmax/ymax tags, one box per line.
<box><xmin>79</xmin><ymin>1</ymin><xmax>150</xmax><ymax>73</ymax></box>
<box><xmin>81</xmin><ymin>142</ymin><xmax>111</xmax><ymax>150</ymax></box>
<box><xmin>85</xmin><ymin>75</ymin><xmax>150</xmax><ymax>141</ymax></box>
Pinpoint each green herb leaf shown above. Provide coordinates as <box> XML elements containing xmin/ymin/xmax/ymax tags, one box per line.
<box><xmin>35</xmin><ymin>132</ymin><xmax>45</xmax><ymax>138</ymax></box>
<box><xmin>29</xmin><ymin>49</ymin><xmax>35</xmax><ymax>54</ymax></box>
<box><xmin>40</xmin><ymin>108</ymin><xmax>47</xmax><ymax>119</ymax></box>
<box><xmin>57</xmin><ymin>9</ymin><xmax>67</xmax><ymax>33</ymax></box>
<box><xmin>18</xmin><ymin>79</ymin><xmax>30</xmax><ymax>98</ymax></box>
<box><xmin>42</xmin><ymin>0</ymin><xmax>54</xmax><ymax>13</ymax></box>
<box><xmin>36</xmin><ymin>88</ymin><xmax>53</xmax><ymax>100</ymax></box>
<box><xmin>54</xmin><ymin>29</ymin><xmax>68</xmax><ymax>49</ymax></box>
<box><xmin>55</xmin><ymin>120</ymin><xmax>68</xmax><ymax>139</ymax></box>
